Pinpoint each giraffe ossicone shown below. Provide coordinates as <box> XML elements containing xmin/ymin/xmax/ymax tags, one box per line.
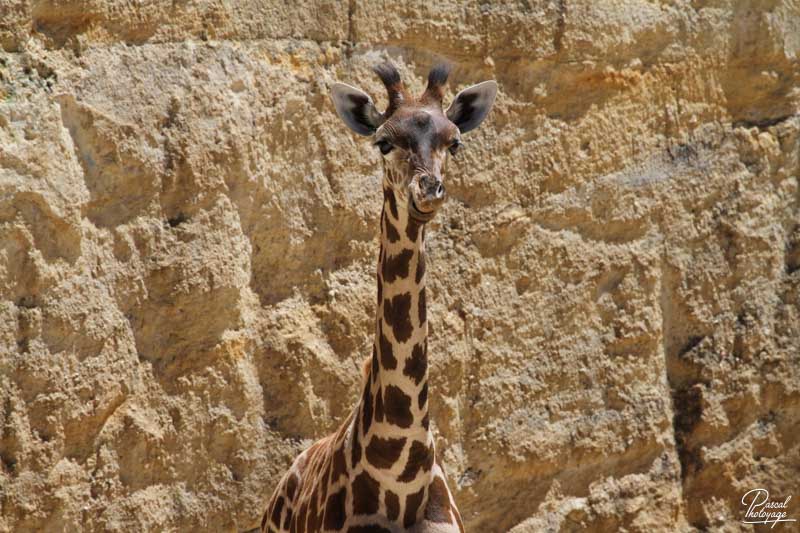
<box><xmin>262</xmin><ymin>60</ymin><xmax>497</xmax><ymax>533</ymax></box>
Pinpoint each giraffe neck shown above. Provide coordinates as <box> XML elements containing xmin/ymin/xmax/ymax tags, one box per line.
<box><xmin>348</xmin><ymin>184</ymin><xmax>434</xmax><ymax>526</ymax></box>
<box><xmin>371</xmin><ymin>186</ymin><xmax>430</xmax><ymax>439</ymax></box>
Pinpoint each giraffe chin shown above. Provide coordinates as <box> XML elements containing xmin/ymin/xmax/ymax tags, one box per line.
<box><xmin>409</xmin><ymin>198</ymin><xmax>438</xmax><ymax>223</ymax></box>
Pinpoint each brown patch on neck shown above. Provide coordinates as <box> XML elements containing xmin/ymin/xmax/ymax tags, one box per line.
<box><xmin>383</xmin><ymin>187</ymin><xmax>399</xmax><ymax>223</ymax></box>
<box><xmin>382</xmin><ymin>248</ymin><xmax>413</xmax><ymax>283</ymax></box>
<box><xmin>383</xmin><ymin>293</ymin><xmax>414</xmax><ymax>343</ymax></box>
<box><xmin>404</xmin><ymin>486</ymin><xmax>427</xmax><ymax>528</ymax></box>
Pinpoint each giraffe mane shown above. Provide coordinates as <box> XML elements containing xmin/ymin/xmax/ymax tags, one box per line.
<box><xmin>360</xmin><ymin>354</ymin><xmax>372</xmax><ymax>384</ymax></box>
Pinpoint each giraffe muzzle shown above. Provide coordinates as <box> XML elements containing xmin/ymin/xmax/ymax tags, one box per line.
<box><xmin>419</xmin><ymin>174</ymin><xmax>445</xmax><ymax>202</ymax></box>
<box><xmin>409</xmin><ymin>174</ymin><xmax>445</xmax><ymax>222</ymax></box>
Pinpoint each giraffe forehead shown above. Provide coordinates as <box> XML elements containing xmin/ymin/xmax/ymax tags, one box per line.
<box><xmin>383</xmin><ymin>106</ymin><xmax>456</xmax><ymax>148</ymax></box>
<box><xmin>413</xmin><ymin>110</ymin><xmax>432</xmax><ymax>127</ymax></box>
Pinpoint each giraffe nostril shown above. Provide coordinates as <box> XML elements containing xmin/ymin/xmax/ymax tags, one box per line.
<box><xmin>419</xmin><ymin>175</ymin><xmax>444</xmax><ymax>201</ymax></box>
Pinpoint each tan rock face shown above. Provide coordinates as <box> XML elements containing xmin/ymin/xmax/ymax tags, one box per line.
<box><xmin>1</xmin><ymin>1</ymin><xmax>798</xmax><ymax>531</ymax></box>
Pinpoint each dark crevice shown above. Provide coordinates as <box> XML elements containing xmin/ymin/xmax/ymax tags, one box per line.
<box><xmin>666</xmin><ymin>143</ymin><xmax>698</xmax><ymax>163</ymax></box>
<box><xmin>16</xmin><ymin>338</ymin><xmax>30</xmax><ymax>353</ymax></box>
<box><xmin>670</xmin><ymin>334</ymin><xmax>708</xmax><ymax>484</ymax></box>
<box><xmin>554</xmin><ymin>0</ymin><xmax>566</xmax><ymax>53</ymax></box>
<box><xmin>346</xmin><ymin>0</ymin><xmax>356</xmax><ymax>48</ymax></box>
<box><xmin>681</xmin><ymin>335</ymin><xmax>703</xmax><ymax>356</ymax></box>
<box><xmin>15</xmin><ymin>296</ymin><xmax>37</xmax><ymax>309</ymax></box>
<box><xmin>660</xmin><ymin>257</ymin><xmax>696</xmax><ymax>525</ymax></box>
<box><xmin>670</xmin><ymin>384</ymin><xmax>703</xmax><ymax>482</ymax></box>
<box><xmin>1</xmin><ymin>453</ymin><xmax>16</xmax><ymax>474</ymax></box>
<box><xmin>732</xmin><ymin>113</ymin><xmax>796</xmax><ymax>131</ymax></box>
<box><xmin>166</xmin><ymin>212</ymin><xmax>188</xmax><ymax>228</ymax></box>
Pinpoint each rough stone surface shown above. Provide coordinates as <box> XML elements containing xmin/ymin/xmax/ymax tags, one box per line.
<box><xmin>1</xmin><ymin>1</ymin><xmax>799</xmax><ymax>532</ymax></box>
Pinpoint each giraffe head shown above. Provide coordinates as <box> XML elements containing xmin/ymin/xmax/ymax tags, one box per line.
<box><xmin>331</xmin><ymin>62</ymin><xmax>497</xmax><ymax>222</ymax></box>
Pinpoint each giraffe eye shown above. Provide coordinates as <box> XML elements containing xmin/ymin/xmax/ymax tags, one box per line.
<box><xmin>375</xmin><ymin>140</ymin><xmax>394</xmax><ymax>155</ymax></box>
<box><xmin>449</xmin><ymin>139</ymin><xmax>462</xmax><ymax>156</ymax></box>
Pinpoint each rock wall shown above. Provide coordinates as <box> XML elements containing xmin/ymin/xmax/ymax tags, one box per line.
<box><xmin>1</xmin><ymin>1</ymin><xmax>799</xmax><ymax>531</ymax></box>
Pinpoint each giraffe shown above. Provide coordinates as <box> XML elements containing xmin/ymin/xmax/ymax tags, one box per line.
<box><xmin>261</xmin><ymin>61</ymin><xmax>497</xmax><ymax>533</ymax></box>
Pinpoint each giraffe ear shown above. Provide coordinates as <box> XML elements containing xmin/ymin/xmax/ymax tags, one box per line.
<box><xmin>446</xmin><ymin>80</ymin><xmax>498</xmax><ymax>133</ymax></box>
<box><xmin>330</xmin><ymin>82</ymin><xmax>384</xmax><ymax>136</ymax></box>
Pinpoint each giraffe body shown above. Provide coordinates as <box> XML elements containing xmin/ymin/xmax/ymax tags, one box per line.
<box><xmin>264</xmin><ymin>412</ymin><xmax>463</xmax><ymax>533</ymax></box>
<box><xmin>262</xmin><ymin>61</ymin><xmax>496</xmax><ymax>533</ymax></box>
